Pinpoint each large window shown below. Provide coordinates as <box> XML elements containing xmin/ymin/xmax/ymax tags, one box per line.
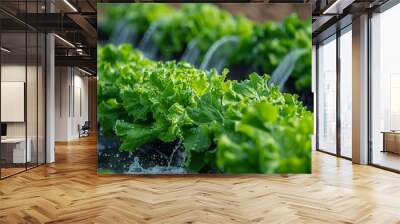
<box><xmin>317</xmin><ymin>25</ymin><xmax>353</xmax><ymax>158</ymax></box>
<box><xmin>370</xmin><ymin>3</ymin><xmax>400</xmax><ymax>171</ymax></box>
<box><xmin>0</xmin><ymin>2</ymin><xmax>46</xmax><ymax>179</ymax></box>
<box><xmin>317</xmin><ymin>35</ymin><xmax>337</xmax><ymax>154</ymax></box>
<box><xmin>339</xmin><ymin>26</ymin><xmax>352</xmax><ymax>158</ymax></box>
<box><xmin>1</xmin><ymin>29</ymin><xmax>28</xmax><ymax>178</ymax></box>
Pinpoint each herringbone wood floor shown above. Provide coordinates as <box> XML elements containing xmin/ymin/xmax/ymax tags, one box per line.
<box><xmin>1</xmin><ymin>135</ymin><xmax>400</xmax><ymax>224</ymax></box>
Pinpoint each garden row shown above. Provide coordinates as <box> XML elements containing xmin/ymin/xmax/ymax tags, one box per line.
<box><xmin>99</xmin><ymin>4</ymin><xmax>312</xmax><ymax>102</ymax></box>
<box><xmin>98</xmin><ymin>44</ymin><xmax>313</xmax><ymax>173</ymax></box>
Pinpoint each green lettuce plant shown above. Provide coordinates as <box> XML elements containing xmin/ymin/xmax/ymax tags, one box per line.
<box><xmin>230</xmin><ymin>14</ymin><xmax>312</xmax><ymax>92</ymax></box>
<box><xmin>153</xmin><ymin>4</ymin><xmax>253</xmax><ymax>60</ymax></box>
<box><xmin>101</xmin><ymin>4</ymin><xmax>310</xmax><ymax>96</ymax></box>
<box><xmin>97</xmin><ymin>44</ymin><xmax>155</xmax><ymax>136</ymax></box>
<box><xmin>100</xmin><ymin>3</ymin><xmax>174</xmax><ymax>38</ymax></box>
<box><xmin>98</xmin><ymin>44</ymin><xmax>313</xmax><ymax>173</ymax></box>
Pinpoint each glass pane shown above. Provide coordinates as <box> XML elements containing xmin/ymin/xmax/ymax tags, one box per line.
<box><xmin>317</xmin><ymin>36</ymin><xmax>337</xmax><ymax>154</ymax></box>
<box><xmin>339</xmin><ymin>28</ymin><xmax>352</xmax><ymax>158</ymax></box>
<box><xmin>38</xmin><ymin>32</ymin><xmax>45</xmax><ymax>165</ymax></box>
<box><xmin>1</xmin><ymin>30</ymin><xmax>27</xmax><ymax>177</ymax></box>
<box><xmin>26</xmin><ymin>0</ymin><xmax>39</xmax><ymax>170</ymax></box>
<box><xmin>371</xmin><ymin>4</ymin><xmax>400</xmax><ymax>171</ymax></box>
<box><xmin>27</xmin><ymin>31</ymin><xmax>38</xmax><ymax>169</ymax></box>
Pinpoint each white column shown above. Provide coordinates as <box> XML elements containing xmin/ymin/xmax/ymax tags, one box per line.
<box><xmin>312</xmin><ymin>45</ymin><xmax>317</xmax><ymax>151</ymax></box>
<box><xmin>45</xmin><ymin>0</ymin><xmax>56</xmax><ymax>163</ymax></box>
<box><xmin>352</xmin><ymin>14</ymin><xmax>369</xmax><ymax>164</ymax></box>
<box><xmin>46</xmin><ymin>32</ymin><xmax>55</xmax><ymax>163</ymax></box>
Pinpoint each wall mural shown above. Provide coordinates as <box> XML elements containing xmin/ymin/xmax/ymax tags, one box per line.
<box><xmin>97</xmin><ymin>3</ymin><xmax>313</xmax><ymax>174</ymax></box>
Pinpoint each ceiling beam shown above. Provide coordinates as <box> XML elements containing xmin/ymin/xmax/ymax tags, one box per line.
<box><xmin>55</xmin><ymin>55</ymin><xmax>96</xmax><ymax>73</ymax></box>
<box><xmin>13</xmin><ymin>13</ymin><xmax>82</xmax><ymax>32</ymax></box>
<box><xmin>67</xmin><ymin>13</ymin><xmax>97</xmax><ymax>46</ymax></box>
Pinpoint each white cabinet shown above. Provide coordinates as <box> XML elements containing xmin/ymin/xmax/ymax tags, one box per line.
<box><xmin>1</xmin><ymin>138</ymin><xmax>32</xmax><ymax>163</ymax></box>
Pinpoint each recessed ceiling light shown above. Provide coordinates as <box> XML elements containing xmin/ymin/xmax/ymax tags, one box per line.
<box><xmin>63</xmin><ymin>0</ymin><xmax>78</xmax><ymax>12</ymax></box>
<box><xmin>54</xmin><ymin>34</ymin><xmax>75</xmax><ymax>48</ymax></box>
<box><xmin>322</xmin><ymin>0</ymin><xmax>354</xmax><ymax>15</ymax></box>
<box><xmin>1</xmin><ymin>47</ymin><xmax>11</xmax><ymax>53</ymax></box>
<box><xmin>78</xmin><ymin>67</ymin><xmax>92</xmax><ymax>76</ymax></box>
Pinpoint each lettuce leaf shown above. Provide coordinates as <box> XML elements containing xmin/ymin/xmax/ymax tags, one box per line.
<box><xmin>98</xmin><ymin>44</ymin><xmax>313</xmax><ymax>174</ymax></box>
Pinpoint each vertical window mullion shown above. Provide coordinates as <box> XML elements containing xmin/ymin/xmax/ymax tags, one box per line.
<box><xmin>367</xmin><ymin>11</ymin><xmax>373</xmax><ymax>165</ymax></box>
<box><xmin>25</xmin><ymin>0</ymin><xmax>28</xmax><ymax>171</ymax></box>
<box><xmin>316</xmin><ymin>44</ymin><xmax>320</xmax><ymax>151</ymax></box>
<box><xmin>36</xmin><ymin>0</ymin><xmax>39</xmax><ymax>167</ymax></box>
<box><xmin>0</xmin><ymin>18</ymin><xmax>2</xmax><ymax>179</ymax></box>
<box><xmin>336</xmin><ymin>27</ymin><xmax>341</xmax><ymax>157</ymax></box>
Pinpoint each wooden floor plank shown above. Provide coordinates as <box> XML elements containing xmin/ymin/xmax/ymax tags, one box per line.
<box><xmin>0</xmin><ymin>135</ymin><xmax>400</xmax><ymax>223</ymax></box>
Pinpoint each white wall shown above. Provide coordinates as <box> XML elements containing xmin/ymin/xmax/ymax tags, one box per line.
<box><xmin>72</xmin><ymin>73</ymin><xmax>89</xmax><ymax>138</ymax></box>
<box><xmin>1</xmin><ymin>65</ymin><xmax>25</xmax><ymax>81</ymax></box>
<box><xmin>55</xmin><ymin>67</ymin><xmax>89</xmax><ymax>141</ymax></box>
<box><xmin>55</xmin><ymin>66</ymin><xmax>69</xmax><ymax>141</ymax></box>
